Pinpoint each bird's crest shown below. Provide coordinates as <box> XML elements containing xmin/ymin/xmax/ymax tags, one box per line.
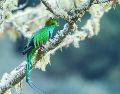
<box><xmin>45</xmin><ymin>17</ymin><xmax>58</xmax><ymax>26</ymax></box>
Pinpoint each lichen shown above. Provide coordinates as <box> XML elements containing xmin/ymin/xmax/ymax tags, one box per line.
<box><xmin>4</xmin><ymin>89</ymin><xmax>12</xmax><ymax>94</ymax></box>
<box><xmin>15</xmin><ymin>82</ymin><xmax>22</xmax><ymax>93</ymax></box>
<box><xmin>35</xmin><ymin>52</ymin><xmax>51</xmax><ymax>71</ymax></box>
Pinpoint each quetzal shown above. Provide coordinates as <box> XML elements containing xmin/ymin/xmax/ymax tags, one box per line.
<box><xmin>22</xmin><ymin>17</ymin><xmax>58</xmax><ymax>89</ymax></box>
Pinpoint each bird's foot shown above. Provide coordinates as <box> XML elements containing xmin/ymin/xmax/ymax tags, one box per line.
<box><xmin>37</xmin><ymin>45</ymin><xmax>47</xmax><ymax>53</ymax></box>
<box><xmin>37</xmin><ymin>46</ymin><xmax>42</xmax><ymax>52</ymax></box>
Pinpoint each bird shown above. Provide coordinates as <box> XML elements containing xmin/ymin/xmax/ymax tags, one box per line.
<box><xmin>22</xmin><ymin>17</ymin><xmax>58</xmax><ymax>92</ymax></box>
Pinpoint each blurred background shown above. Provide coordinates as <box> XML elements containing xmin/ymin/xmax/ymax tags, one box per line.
<box><xmin>0</xmin><ymin>0</ymin><xmax>120</xmax><ymax>94</ymax></box>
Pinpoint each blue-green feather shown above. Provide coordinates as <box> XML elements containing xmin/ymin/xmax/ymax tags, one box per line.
<box><xmin>22</xmin><ymin>17</ymin><xmax>58</xmax><ymax>93</ymax></box>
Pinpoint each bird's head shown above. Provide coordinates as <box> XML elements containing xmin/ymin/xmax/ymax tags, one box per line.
<box><xmin>45</xmin><ymin>17</ymin><xmax>59</xmax><ymax>27</ymax></box>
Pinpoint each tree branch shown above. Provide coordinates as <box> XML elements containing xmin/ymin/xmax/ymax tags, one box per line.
<box><xmin>41</xmin><ymin>0</ymin><xmax>69</xmax><ymax>22</ymax></box>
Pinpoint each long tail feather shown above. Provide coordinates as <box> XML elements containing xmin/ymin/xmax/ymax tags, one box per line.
<box><xmin>27</xmin><ymin>78</ymin><xmax>46</xmax><ymax>94</ymax></box>
<box><xmin>26</xmin><ymin>52</ymin><xmax>46</xmax><ymax>94</ymax></box>
<box><xmin>26</xmin><ymin>64</ymin><xmax>46</xmax><ymax>94</ymax></box>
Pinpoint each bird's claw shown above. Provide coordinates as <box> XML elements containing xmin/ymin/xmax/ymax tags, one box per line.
<box><xmin>37</xmin><ymin>45</ymin><xmax>47</xmax><ymax>52</ymax></box>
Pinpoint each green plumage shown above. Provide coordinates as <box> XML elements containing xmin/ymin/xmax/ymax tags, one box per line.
<box><xmin>33</xmin><ymin>27</ymin><xmax>49</xmax><ymax>48</ymax></box>
<box><xmin>23</xmin><ymin>17</ymin><xmax>58</xmax><ymax>82</ymax></box>
<box><xmin>26</xmin><ymin>27</ymin><xmax>50</xmax><ymax>82</ymax></box>
<box><xmin>26</xmin><ymin>48</ymin><xmax>36</xmax><ymax>82</ymax></box>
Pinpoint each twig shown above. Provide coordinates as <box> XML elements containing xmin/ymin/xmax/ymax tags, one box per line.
<box><xmin>41</xmin><ymin>0</ymin><xmax>69</xmax><ymax>22</ymax></box>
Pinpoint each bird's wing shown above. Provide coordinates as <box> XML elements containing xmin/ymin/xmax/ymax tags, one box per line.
<box><xmin>33</xmin><ymin>27</ymin><xmax>49</xmax><ymax>48</ymax></box>
<box><xmin>22</xmin><ymin>37</ymin><xmax>34</xmax><ymax>55</ymax></box>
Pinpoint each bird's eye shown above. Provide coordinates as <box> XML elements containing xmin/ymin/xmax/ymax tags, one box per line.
<box><xmin>51</xmin><ymin>23</ymin><xmax>55</xmax><ymax>25</ymax></box>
